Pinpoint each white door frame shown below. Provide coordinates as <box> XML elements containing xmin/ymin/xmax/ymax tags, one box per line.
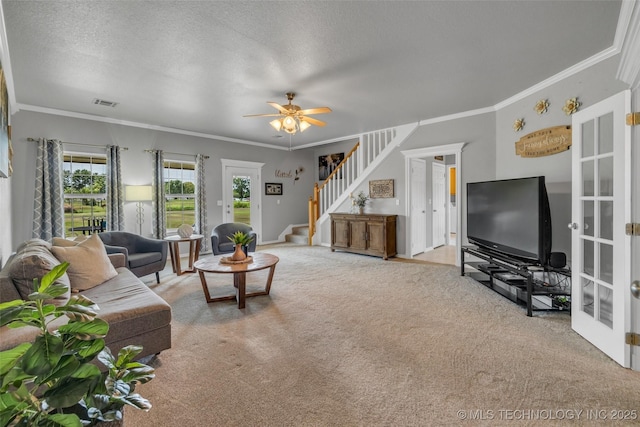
<box><xmin>447</xmin><ymin>164</ymin><xmax>457</xmax><ymax>245</ymax></box>
<box><xmin>410</xmin><ymin>158</ymin><xmax>427</xmax><ymax>256</ymax></box>
<box><xmin>221</xmin><ymin>159</ymin><xmax>265</xmax><ymax>244</ymax></box>
<box><xmin>432</xmin><ymin>162</ymin><xmax>446</xmax><ymax>248</ymax></box>
<box><xmin>402</xmin><ymin>142</ymin><xmax>466</xmax><ymax>265</ymax></box>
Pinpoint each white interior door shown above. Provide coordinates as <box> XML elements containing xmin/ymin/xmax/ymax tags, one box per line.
<box><xmin>410</xmin><ymin>158</ymin><xmax>427</xmax><ymax>256</ymax></box>
<box><xmin>570</xmin><ymin>90</ymin><xmax>631</xmax><ymax>367</ymax></box>
<box><xmin>221</xmin><ymin>159</ymin><xmax>264</xmax><ymax>244</ymax></box>
<box><xmin>432</xmin><ymin>162</ymin><xmax>446</xmax><ymax>248</ymax></box>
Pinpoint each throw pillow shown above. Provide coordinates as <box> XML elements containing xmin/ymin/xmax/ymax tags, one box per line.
<box><xmin>52</xmin><ymin>235</ymin><xmax>88</xmax><ymax>247</ymax></box>
<box><xmin>8</xmin><ymin>244</ymin><xmax>71</xmax><ymax>304</ymax></box>
<box><xmin>51</xmin><ymin>234</ymin><xmax>118</xmax><ymax>291</ymax></box>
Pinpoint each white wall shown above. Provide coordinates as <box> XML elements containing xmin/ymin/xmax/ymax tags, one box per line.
<box><xmin>495</xmin><ymin>54</ymin><xmax>629</xmax><ymax>262</ymax></box>
<box><xmin>9</xmin><ymin>111</ymin><xmax>316</xmax><ymax>249</ymax></box>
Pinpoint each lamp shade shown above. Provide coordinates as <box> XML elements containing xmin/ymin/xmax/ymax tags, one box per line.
<box><xmin>125</xmin><ymin>185</ymin><xmax>153</xmax><ymax>202</ymax></box>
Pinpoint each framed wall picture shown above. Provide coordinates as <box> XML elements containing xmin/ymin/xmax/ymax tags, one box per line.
<box><xmin>318</xmin><ymin>152</ymin><xmax>344</xmax><ymax>180</ymax></box>
<box><xmin>0</xmin><ymin>60</ymin><xmax>9</xmax><ymax>178</ymax></box>
<box><xmin>265</xmin><ymin>182</ymin><xmax>283</xmax><ymax>195</ymax></box>
<box><xmin>369</xmin><ymin>179</ymin><xmax>394</xmax><ymax>198</ymax></box>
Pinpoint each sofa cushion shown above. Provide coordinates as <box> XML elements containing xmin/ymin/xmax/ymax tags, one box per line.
<box><xmin>51</xmin><ymin>234</ymin><xmax>118</xmax><ymax>292</ymax></box>
<box><xmin>52</xmin><ymin>236</ymin><xmax>88</xmax><ymax>247</ymax></box>
<box><xmin>0</xmin><ymin>254</ymin><xmax>21</xmax><ymax>303</ymax></box>
<box><xmin>81</xmin><ymin>267</ymin><xmax>172</xmax><ymax>346</ymax></box>
<box><xmin>8</xmin><ymin>240</ymin><xmax>71</xmax><ymax>304</ymax></box>
<box><xmin>128</xmin><ymin>252</ymin><xmax>163</xmax><ymax>269</ymax></box>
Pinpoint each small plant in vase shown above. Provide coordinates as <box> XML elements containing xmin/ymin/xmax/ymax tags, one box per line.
<box><xmin>227</xmin><ymin>231</ymin><xmax>254</xmax><ymax>261</ymax></box>
<box><xmin>353</xmin><ymin>191</ymin><xmax>369</xmax><ymax>214</ymax></box>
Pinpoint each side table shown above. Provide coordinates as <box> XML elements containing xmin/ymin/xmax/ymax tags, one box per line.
<box><xmin>164</xmin><ymin>234</ymin><xmax>204</xmax><ymax>276</ymax></box>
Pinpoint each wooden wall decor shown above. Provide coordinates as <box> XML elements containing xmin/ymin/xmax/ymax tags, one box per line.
<box><xmin>369</xmin><ymin>179</ymin><xmax>394</xmax><ymax>198</ymax></box>
<box><xmin>515</xmin><ymin>125</ymin><xmax>572</xmax><ymax>158</ymax></box>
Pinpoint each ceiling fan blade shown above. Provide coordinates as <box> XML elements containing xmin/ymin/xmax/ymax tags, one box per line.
<box><xmin>298</xmin><ymin>107</ymin><xmax>332</xmax><ymax>115</ymax></box>
<box><xmin>243</xmin><ymin>113</ymin><xmax>282</xmax><ymax>118</ymax></box>
<box><xmin>301</xmin><ymin>116</ymin><xmax>326</xmax><ymax>127</ymax></box>
<box><xmin>267</xmin><ymin>102</ymin><xmax>290</xmax><ymax>114</ymax></box>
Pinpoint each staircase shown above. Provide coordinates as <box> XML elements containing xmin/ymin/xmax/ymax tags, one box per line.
<box><xmin>285</xmin><ymin>225</ymin><xmax>309</xmax><ymax>244</ymax></box>
<box><xmin>308</xmin><ymin>123</ymin><xmax>419</xmax><ymax>245</ymax></box>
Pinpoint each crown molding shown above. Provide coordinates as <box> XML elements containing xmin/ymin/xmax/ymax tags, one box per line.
<box><xmin>494</xmin><ymin>46</ymin><xmax>620</xmax><ymax>111</ymax></box>
<box><xmin>616</xmin><ymin>0</ymin><xmax>640</xmax><ymax>89</ymax></box>
<box><xmin>17</xmin><ymin>103</ymin><xmax>293</xmax><ymax>151</ymax></box>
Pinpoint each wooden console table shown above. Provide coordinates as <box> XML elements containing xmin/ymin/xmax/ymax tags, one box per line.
<box><xmin>330</xmin><ymin>213</ymin><xmax>397</xmax><ymax>259</ymax></box>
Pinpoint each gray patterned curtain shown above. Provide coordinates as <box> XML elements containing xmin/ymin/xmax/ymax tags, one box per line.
<box><xmin>151</xmin><ymin>150</ymin><xmax>166</xmax><ymax>239</ymax></box>
<box><xmin>32</xmin><ymin>139</ymin><xmax>64</xmax><ymax>240</ymax></box>
<box><xmin>105</xmin><ymin>145</ymin><xmax>125</xmax><ymax>230</ymax></box>
<box><xmin>195</xmin><ymin>153</ymin><xmax>208</xmax><ymax>251</ymax></box>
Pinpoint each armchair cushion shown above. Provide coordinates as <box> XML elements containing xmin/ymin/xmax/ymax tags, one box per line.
<box><xmin>211</xmin><ymin>223</ymin><xmax>257</xmax><ymax>255</ymax></box>
<box><xmin>98</xmin><ymin>232</ymin><xmax>168</xmax><ymax>281</ymax></box>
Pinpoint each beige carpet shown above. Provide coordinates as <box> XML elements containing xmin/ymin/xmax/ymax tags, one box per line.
<box><xmin>127</xmin><ymin>244</ymin><xmax>640</xmax><ymax>426</ymax></box>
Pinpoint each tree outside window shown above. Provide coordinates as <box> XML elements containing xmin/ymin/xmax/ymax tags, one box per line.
<box><xmin>164</xmin><ymin>161</ymin><xmax>196</xmax><ymax>230</ymax></box>
<box><xmin>63</xmin><ymin>154</ymin><xmax>107</xmax><ymax>235</ymax></box>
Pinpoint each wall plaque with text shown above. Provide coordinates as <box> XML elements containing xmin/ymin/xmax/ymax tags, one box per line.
<box><xmin>515</xmin><ymin>125</ymin><xmax>572</xmax><ymax>157</ymax></box>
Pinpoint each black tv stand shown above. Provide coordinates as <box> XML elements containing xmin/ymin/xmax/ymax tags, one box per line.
<box><xmin>461</xmin><ymin>246</ymin><xmax>571</xmax><ymax>317</ymax></box>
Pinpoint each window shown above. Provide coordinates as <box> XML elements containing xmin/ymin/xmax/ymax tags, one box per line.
<box><xmin>164</xmin><ymin>160</ymin><xmax>196</xmax><ymax>230</ymax></box>
<box><xmin>63</xmin><ymin>153</ymin><xmax>107</xmax><ymax>235</ymax></box>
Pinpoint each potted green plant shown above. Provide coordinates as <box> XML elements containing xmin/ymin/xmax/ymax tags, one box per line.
<box><xmin>76</xmin><ymin>345</ymin><xmax>155</xmax><ymax>426</ymax></box>
<box><xmin>227</xmin><ymin>231</ymin><xmax>254</xmax><ymax>261</ymax></box>
<box><xmin>353</xmin><ymin>191</ymin><xmax>369</xmax><ymax>214</ymax></box>
<box><xmin>0</xmin><ymin>262</ymin><xmax>154</xmax><ymax>426</ymax></box>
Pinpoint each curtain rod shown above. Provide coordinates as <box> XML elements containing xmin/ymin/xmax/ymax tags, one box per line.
<box><xmin>145</xmin><ymin>149</ymin><xmax>209</xmax><ymax>159</ymax></box>
<box><xmin>27</xmin><ymin>137</ymin><xmax>129</xmax><ymax>151</ymax></box>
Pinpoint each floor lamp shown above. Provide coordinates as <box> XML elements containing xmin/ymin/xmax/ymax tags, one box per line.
<box><xmin>125</xmin><ymin>185</ymin><xmax>153</xmax><ymax>235</ymax></box>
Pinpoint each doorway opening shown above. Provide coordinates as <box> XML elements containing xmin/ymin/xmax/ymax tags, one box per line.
<box><xmin>402</xmin><ymin>142</ymin><xmax>465</xmax><ymax>266</ymax></box>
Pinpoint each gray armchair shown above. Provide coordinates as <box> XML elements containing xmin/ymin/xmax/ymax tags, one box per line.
<box><xmin>99</xmin><ymin>231</ymin><xmax>168</xmax><ymax>283</ymax></box>
<box><xmin>211</xmin><ymin>223</ymin><xmax>257</xmax><ymax>255</ymax></box>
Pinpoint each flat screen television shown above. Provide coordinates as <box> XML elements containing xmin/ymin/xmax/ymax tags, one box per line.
<box><xmin>467</xmin><ymin>176</ymin><xmax>552</xmax><ymax>266</ymax></box>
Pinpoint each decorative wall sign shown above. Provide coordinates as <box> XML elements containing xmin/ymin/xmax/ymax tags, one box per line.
<box><xmin>513</xmin><ymin>118</ymin><xmax>525</xmax><ymax>132</ymax></box>
<box><xmin>562</xmin><ymin>97</ymin><xmax>581</xmax><ymax>115</ymax></box>
<box><xmin>369</xmin><ymin>179</ymin><xmax>394</xmax><ymax>198</ymax></box>
<box><xmin>515</xmin><ymin>125</ymin><xmax>572</xmax><ymax>157</ymax></box>
<box><xmin>534</xmin><ymin>99</ymin><xmax>549</xmax><ymax>115</ymax></box>
<box><xmin>265</xmin><ymin>182</ymin><xmax>283</xmax><ymax>195</ymax></box>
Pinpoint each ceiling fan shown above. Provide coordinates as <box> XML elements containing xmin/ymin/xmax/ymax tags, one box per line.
<box><xmin>244</xmin><ymin>92</ymin><xmax>332</xmax><ymax>134</ymax></box>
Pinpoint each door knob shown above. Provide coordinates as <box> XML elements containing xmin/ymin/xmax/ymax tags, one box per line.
<box><xmin>568</xmin><ymin>223</ymin><xmax>579</xmax><ymax>230</ymax></box>
<box><xmin>631</xmin><ymin>281</ymin><xmax>640</xmax><ymax>299</ymax></box>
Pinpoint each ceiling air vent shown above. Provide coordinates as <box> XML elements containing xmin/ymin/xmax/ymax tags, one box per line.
<box><xmin>92</xmin><ymin>98</ymin><xmax>118</xmax><ymax>108</ymax></box>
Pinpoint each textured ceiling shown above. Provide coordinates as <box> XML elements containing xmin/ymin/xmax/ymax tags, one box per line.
<box><xmin>2</xmin><ymin>1</ymin><xmax>622</xmax><ymax>149</ymax></box>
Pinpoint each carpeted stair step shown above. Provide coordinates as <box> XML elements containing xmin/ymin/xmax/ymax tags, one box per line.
<box><xmin>285</xmin><ymin>225</ymin><xmax>309</xmax><ymax>244</ymax></box>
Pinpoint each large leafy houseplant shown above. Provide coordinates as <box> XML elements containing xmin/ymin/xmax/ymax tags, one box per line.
<box><xmin>0</xmin><ymin>262</ymin><xmax>154</xmax><ymax>426</ymax></box>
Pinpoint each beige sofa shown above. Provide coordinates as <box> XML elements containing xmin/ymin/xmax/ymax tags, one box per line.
<box><xmin>0</xmin><ymin>236</ymin><xmax>172</xmax><ymax>359</ymax></box>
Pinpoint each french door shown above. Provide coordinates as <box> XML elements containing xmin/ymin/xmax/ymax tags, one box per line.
<box><xmin>571</xmin><ymin>90</ymin><xmax>632</xmax><ymax>367</ymax></box>
<box><xmin>221</xmin><ymin>159</ymin><xmax>264</xmax><ymax>244</ymax></box>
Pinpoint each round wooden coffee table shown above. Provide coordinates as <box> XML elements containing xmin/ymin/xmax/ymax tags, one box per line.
<box><xmin>194</xmin><ymin>252</ymin><xmax>279</xmax><ymax>309</ymax></box>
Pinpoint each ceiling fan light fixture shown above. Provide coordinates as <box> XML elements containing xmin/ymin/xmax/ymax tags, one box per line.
<box><xmin>282</xmin><ymin>115</ymin><xmax>297</xmax><ymax>132</ymax></box>
<box><xmin>299</xmin><ymin>119</ymin><xmax>311</xmax><ymax>132</ymax></box>
<box><xmin>246</xmin><ymin>93</ymin><xmax>331</xmax><ymax>136</ymax></box>
<box><xmin>269</xmin><ymin>119</ymin><xmax>283</xmax><ymax>131</ymax></box>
